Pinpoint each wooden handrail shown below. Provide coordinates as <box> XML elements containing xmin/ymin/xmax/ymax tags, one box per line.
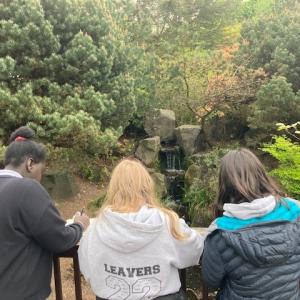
<box><xmin>53</xmin><ymin>246</ymin><xmax>209</xmax><ymax>300</ymax></box>
<box><xmin>53</xmin><ymin>245</ymin><xmax>83</xmax><ymax>300</ymax></box>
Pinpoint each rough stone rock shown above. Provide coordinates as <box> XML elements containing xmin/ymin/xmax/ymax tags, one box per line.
<box><xmin>185</xmin><ymin>164</ymin><xmax>201</xmax><ymax>187</ymax></box>
<box><xmin>148</xmin><ymin>169</ymin><xmax>167</xmax><ymax>198</ymax></box>
<box><xmin>175</xmin><ymin>125</ymin><xmax>201</xmax><ymax>156</ymax></box>
<box><xmin>189</xmin><ymin>153</ymin><xmax>210</xmax><ymax>175</ymax></box>
<box><xmin>41</xmin><ymin>171</ymin><xmax>79</xmax><ymax>200</ymax></box>
<box><xmin>135</xmin><ymin>136</ymin><xmax>160</xmax><ymax>166</ymax></box>
<box><xmin>144</xmin><ymin>109</ymin><xmax>175</xmax><ymax>142</ymax></box>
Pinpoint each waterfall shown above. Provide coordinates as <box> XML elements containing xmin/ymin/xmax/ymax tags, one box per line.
<box><xmin>160</xmin><ymin>146</ymin><xmax>185</xmax><ymax>203</ymax></box>
<box><xmin>166</xmin><ymin>151</ymin><xmax>176</xmax><ymax>170</ymax></box>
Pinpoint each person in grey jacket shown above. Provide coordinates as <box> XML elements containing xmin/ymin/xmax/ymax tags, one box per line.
<box><xmin>0</xmin><ymin>126</ymin><xmax>90</xmax><ymax>300</ymax></box>
<box><xmin>202</xmin><ymin>148</ymin><xmax>300</xmax><ymax>300</ymax></box>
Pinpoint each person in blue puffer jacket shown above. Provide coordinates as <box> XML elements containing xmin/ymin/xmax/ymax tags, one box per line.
<box><xmin>202</xmin><ymin>148</ymin><xmax>300</xmax><ymax>300</ymax></box>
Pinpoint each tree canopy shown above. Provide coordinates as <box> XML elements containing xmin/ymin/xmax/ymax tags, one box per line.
<box><xmin>0</xmin><ymin>0</ymin><xmax>142</xmax><ymax>153</ymax></box>
<box><xmin>1</xmin><ymin>0</ymin><xmax>300</xmax><ymax>154</ymax></box>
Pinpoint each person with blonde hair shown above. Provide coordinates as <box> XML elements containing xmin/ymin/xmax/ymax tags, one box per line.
<box><xmin>79</xmin><ymin>158</ymin><xmax>204</xmax><ymax>300</ymax></box>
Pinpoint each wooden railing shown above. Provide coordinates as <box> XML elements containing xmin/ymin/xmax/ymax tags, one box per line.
<box><xmin>53</xmin><ymin>246</ymin><xmax>82</xmax><ymax>300</ymax></box>
<box><xmin>53</xmin><ymin>246</ymin><xmax>210</xmax><ymax>300</ymax></box>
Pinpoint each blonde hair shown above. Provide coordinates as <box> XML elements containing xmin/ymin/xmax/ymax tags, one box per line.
<box><xmin>99</xmin><ymin>158</ymin><xmax>185</xmax><ymax>240</ymax></box>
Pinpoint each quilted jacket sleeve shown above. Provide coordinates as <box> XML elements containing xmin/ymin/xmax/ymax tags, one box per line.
<box><xmin>201</xmin><ymin>232</ymin><xmax>226</xmax><ymax>289</ymax></box>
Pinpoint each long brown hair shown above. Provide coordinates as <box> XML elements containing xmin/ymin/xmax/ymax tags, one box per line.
<box><xmin>216</xmin><ymin>148</ymin><xmax>283</xmax><ymax>217</ymax></box>
<box><xmin>99</xmin><ymin>158</ymin><xmax>186</xmax><ymax>240</ymax></box>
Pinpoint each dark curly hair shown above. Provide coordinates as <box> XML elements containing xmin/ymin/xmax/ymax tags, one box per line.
<box><xmin>4</xmin><ymin>126</ymin><xmax>46</xmax><ymax>167</ymax></box>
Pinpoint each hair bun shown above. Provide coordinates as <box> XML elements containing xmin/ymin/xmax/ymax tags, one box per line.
<box><xmin>9</xmin><ymin>126</ymin><xmax>35</xmax><ymax>143</ymax></box>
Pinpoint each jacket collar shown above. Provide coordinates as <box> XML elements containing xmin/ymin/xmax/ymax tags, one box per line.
<box><xmin>0</xmin><ymin>169</ymin><xmax>23</xmax><ymax>178</ymax></box>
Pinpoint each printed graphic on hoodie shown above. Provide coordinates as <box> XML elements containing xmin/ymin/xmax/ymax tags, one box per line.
<box><xmin>105</xmin><ymin>264</ymin><xmax>161</xmax><ymax>299</ymax></box>
<box><xmin>78</xmin><ymin>206</ymin><xmax>204</xmax><ymax>299</ymax></box>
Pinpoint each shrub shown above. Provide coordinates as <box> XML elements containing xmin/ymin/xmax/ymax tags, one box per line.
<box><xmin>183</xmin><ymin>185</ymin><xmax>215</xmax><ymax>226</ymax></box>
<box><xmin>248</xmin><ymin>77</ymin><xmax>300</xmax><ymax>134</ymax></box>
<box><xmin>45</xmin><ymin>144</ymin><xmax>114</xmax><ymax>183</ymax></box>
<box><xmin>262</xmin><ymin>136</ymin><xmax>300</xmax><ymax>199</ymax></box>
<box><xmin>184</xmin><ymin>146</ymin><xmax>234</xmax><ymax>225</ymax></box>
<box><xmin>88</xmin><ymin>193</ymin><xmax>106</xmax><ymax>214</ymax></box>
<box><xmin>238</xmin><ymin>4</ymin><xmax>300</xmax><ymax>91</ymax></box>
<box><xmin>0</xmin><ymin>0</ymin><xmax>148</xmax><ymax>153</ymax></box>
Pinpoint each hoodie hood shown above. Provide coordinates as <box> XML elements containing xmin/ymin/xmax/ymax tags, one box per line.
<box><xmin>223</xmin><ymin>195</ymin><xmax>276</xmax><ymax>219</ymax></box>
<box><xmin>206</xmin><ymin>195</ymin><xmax>277</xmax><ymax>235</ymax></box>
<box><xmin>96</xmin><ymin>206</ymin><xmax>165</xmax><ymax>253</ymax></box>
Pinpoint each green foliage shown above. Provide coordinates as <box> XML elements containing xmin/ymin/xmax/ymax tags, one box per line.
<box><xmin>2</xmin><ymin>0</ymin><xmax>298</xmax><ymax>169</ymax></box>
<box><xmin>0</xmin><ymin>56</ymin><xmax>16</xmax><ymax>81</ymax></box>
<box><xmin>183</xmin><ymin>185</ymin><xmax>214</xmax><ymax>226</ymax></box>
<box><xmin>0</xmin><ymin>144</ymin><xmax>6</xmax><ymax>168</ymax></box>
<box><xmin>131</xmin><ymin>0</ymin><xmax>241</xmax><ymax>53</ymax></box>
<box><xmin>79</xmin><ymin>164</ymin><xmax>111</xmax><ymax>183</ymax></box>
<box><xmin>249</xmin><ymin>77</ymin><xmax>300</xmax><ymax>133</ymax></box>
<box><xmin>238</xmin><ymin>0</ymin><xmax>275</xmax><ymax>20</ymax></box>
<box><xmin>262</xmin><ymin>136</ymin><xmax>300</xmax><ymax>198</ymax></box>
<box><xmin>238</xmin><ymin>4</ymin><xmax>300</xmax><ymax>91</ymax></box>
<box><xmin>184</xmin><ymin>147</ymin><xmax>233</xmax><ymax>225</ymax></box>
<box><xmin>45</xmin><ymin>145</ymin><xmax>73</xmax><ymax>165</ymax></box>
<box><xmin>88</xmin><ymin>193</ymin><xmax>106</xmax><ymax>212</ymax></box>
<box><xmin>120</xmin><ymin>0</ymin><xmax>246</xmax><ymax>125</ymax></box>
<box><xmin>46</xmin><ymin>144</ymin><xmax>114</xmax><ymax>182</ymax></box>
<box><xmin>0</xmin><ymin>0</ymin><xmax>148</xmax><ymax>153</ymax></box>
<box><xmin>186</xmin><ymin>146</ymin><xmax>232</xmax><ymax>169</ymax></box>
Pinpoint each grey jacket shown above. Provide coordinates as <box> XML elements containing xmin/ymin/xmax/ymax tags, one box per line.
<box><xmin>202</xmin><ymin>199</ymin><xmax>300</xmax><ymax>300</ymax></box>
<box><xmin>0</xmin><ymin>172</ymin><xmax>83</xmax><ymax>300</ymax></box>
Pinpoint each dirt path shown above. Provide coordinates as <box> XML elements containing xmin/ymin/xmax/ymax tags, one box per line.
<box><xmin>48</xmin><ymin>178</ymin><xmax>103</xmax><ymax>300</ymax></box>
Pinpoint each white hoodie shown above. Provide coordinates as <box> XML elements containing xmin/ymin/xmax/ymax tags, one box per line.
<box><xmin>206</xmin><ymin>196</ymin><xmax>300</xmax><ymax>235</ymax></box>
<box><xmin>78</xmin><ymin>206</ymin><xmax>204</xmax><ymax>299</ymax></box>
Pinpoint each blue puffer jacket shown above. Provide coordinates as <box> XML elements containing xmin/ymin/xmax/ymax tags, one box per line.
<box><xmin>202</xmin><ymin>198</ymin><xmax>300</xmax><ymax>300</ymax></box>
